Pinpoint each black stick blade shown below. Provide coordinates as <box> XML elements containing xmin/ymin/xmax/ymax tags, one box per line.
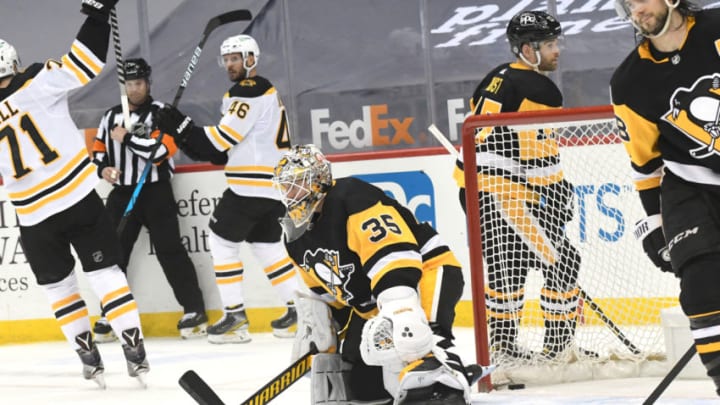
<box><xmin>205</xmin><ymin>9</ymin><xmax>253</xmax><ymax>34</ymax></box>
<box><xmin>179</xmin><ymin>370</ymin><xmax>226</xmax><ymax>405</ymax></box>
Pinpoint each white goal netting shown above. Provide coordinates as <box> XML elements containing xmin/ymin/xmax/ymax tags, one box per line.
<box><xmin>461</xmin><ymin>106</ymin><xmax>680</xmax><ymax>386</ymax></box>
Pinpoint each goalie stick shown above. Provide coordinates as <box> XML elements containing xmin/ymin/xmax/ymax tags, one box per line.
<box><xmin>179</xmin><ymin>343</ymin><xmax>318</xmax><ymax>405</ymax></box>
<box><xmin>116</xmin><ymin>9</ymin><xmax>252</xmax><ymax>235</ymax></box>
<box><xmin>428</xmin><ymin>123</ymin><xmax>644</xmax><ymax>356</ymax></box>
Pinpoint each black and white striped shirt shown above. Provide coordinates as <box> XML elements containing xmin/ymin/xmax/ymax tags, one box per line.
<box><xmin>93</xmin><ymin>98</ymin><xmax>176</xmax><ymax>186</ymax></box>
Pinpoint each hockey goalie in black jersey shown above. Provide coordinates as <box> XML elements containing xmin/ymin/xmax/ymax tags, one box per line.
<box><xmin>272</xmin><ymin>145</ymin><xmax>494</xmax><ymax>404</ymax></box>
<box><xmin>453</xmin><ymin>10</ymin><xmax>594</xmax><ymax>363</ymax></box>
<box><xmin>0</xmin><ymin>0</ymin><xmax>148</xmax><ymax>388</ymax></box>
<box><xmin>611</xmin><ymin>0</ymin><xmax>720</xmax><ymax>396</ymax></box>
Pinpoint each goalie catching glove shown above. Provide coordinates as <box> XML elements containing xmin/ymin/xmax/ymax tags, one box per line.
<box><xmin>634</xmin><ymin>214</ymin><xmax>673</xmax><ymax>273</ymax></box>
<box><xmin>360</xmin><ymin>286</ymin><xmax>434</xmax><ymax>368</ymax></box>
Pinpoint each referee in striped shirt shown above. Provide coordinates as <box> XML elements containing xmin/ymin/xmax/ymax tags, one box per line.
<box><xmin>92</xmin><ymin>58</ymin><xmax>208</xmax><ymax>340</ymax></box>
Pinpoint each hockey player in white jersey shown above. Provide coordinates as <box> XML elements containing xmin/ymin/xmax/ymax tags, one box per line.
<box><xmin>0</xmin><ymin>0</ymin><xmax>149</xmax><ymax>387</ymax></box>
<box><xmin>156</xmin><ymin>34</ymin><xmax>300</xmax><ymax>343</ymax></box>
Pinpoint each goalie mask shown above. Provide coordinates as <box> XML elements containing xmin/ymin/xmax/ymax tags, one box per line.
<box><xmin>219</xmin><ymin>34</ymin><xmax>260</xmax><ymax>76</ymax></box>
<box><xmin>273</xmin><ymin>144</ymin><xmax>332</xmax><ymax>228</ymax></box>
<box><xmin>0</xmin><ymin>39</ymin><xmax>19</xmax><ymax>79</ymax></box>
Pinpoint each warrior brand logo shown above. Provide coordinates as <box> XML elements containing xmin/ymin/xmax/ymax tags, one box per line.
<box><xmin>243</xmin><ymin>354</ymin><xmax>312</xmax><ymax>405</ymax></box>
<box><xmin>176</xmin><ymin>116</ymin><xmax>193</xmax><ymax>135</ymax></box>
<box><xmin>301</xmin><ymin>248</ymin><xmax>355</xmax><ymax>303</ymax></box>
<box><xmin>310</xmin><ymin>104</ymin><xmax>415</xmax><ymax>150</ymax></box>
<box><xmin>431</xmin><ymin>1</ymin><xmax>627</xmax><ymax>48</ymax></box>
<box><xmin>663</xmin><ymin>74</ymin><xmax>720</xmax><ymax>159</ymax></box>
<box><xmin>354</xmin><ymin>171</ymin><xmax>436</xmax><ymax>228</ymax></box>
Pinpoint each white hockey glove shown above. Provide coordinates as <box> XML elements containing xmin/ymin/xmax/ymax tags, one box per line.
<box><xmin>292</xmin><ymin>293</ymin><xmax>337</xmax><ymax>362</ymax></box>
<box><xmin>360</xmin><ymin>286</ymin><xmax>434</xmax><ymax>368</ymax></box>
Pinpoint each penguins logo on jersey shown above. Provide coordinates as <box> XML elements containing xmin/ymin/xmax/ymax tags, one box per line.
<box><xmin>301</xmin><ymin>248</ymin><xmax>355</xmax><ymax>302</ymax></box>
<box><xmin>663</xmin><ymin>74</ymin><xmax>720</xmax><ymax>159</ymax></box>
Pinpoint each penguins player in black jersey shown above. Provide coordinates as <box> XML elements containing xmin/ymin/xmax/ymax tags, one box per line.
<box><xmin>611</xmin><ymin>0</ymin><xmax>720</xmax><ymax>396</ymax></box>
<box><xmin>453</xmin><ymin>10</ymin><xmax>594</xmax><ymax>364</ymax></box>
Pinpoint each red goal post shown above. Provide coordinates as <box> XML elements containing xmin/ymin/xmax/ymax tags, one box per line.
<box><xmin>460</xmin><ymin>105</ymin><xmax>679</xmax><ymax>389</ymax></box>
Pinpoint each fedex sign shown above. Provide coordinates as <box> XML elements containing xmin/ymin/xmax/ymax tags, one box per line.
<box><xmin>311</xmin><ymin>104</ymin><xmax>415</xmax><ymax>150</ymax></box>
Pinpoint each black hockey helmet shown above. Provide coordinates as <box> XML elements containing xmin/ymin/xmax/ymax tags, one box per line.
<box><xmin>507</xmin><ymin>11</ymin><xmax>562</xmax><ymax>55</ymax></box>
<box><xmin>125</xmin><ymin>58</ymin><xmax>151</xmax><ymax>80</ymax></box>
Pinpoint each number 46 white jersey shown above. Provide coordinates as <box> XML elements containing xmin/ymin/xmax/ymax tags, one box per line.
<box><xmin>0</xmin><ymin>40</ymin><xmax>104</xmax><ymax>226</ymax></box>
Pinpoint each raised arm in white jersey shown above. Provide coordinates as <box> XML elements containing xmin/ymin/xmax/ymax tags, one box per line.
<box><xmin>0</xmin><ymin>17</ymin><xmax>108</xmax><ymax>225</ymax></box>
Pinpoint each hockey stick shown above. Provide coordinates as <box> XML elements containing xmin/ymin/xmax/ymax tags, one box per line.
<box><xmin>577</xmin><ymin>289</ymin><xmax>641</xmax><ymax>355</ymax></box>
<box><xmin>428</xmin><ymin>123</ymin><xmax>644</xmax><ymax>356</ymax></box>
<box><xmin>109</xmin><ymin>8</ymin><xmax>131</xmax><ymax>130</ymax></box>
<box><xmin>178</xmin><ymin>343</ymin><xmax>318</xmax><ymax>405</ymax></box>
<box><xmin>115</xmin><ymin>9</ymin><xmax>252</xmax><ymax>235</ymax></box>
<box><xmin>642</xmin><ymin>344</ymin><xmax>696</xmax><ymax>404</ymax></box>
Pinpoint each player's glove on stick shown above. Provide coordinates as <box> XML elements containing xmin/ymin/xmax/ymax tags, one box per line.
<box><xmin>81</xmin><ymin>0</ymin><xmax>119</xmax><ymax>22</ymax></box>
<box><xmin>156</xmin><ymin>105</ymin><xmax>194</xmax><ymax>145</ymax></box>
<box><xmin>634</xmin><ymin>214</ymin><xmax>673</xmax><ymax>273</ymax></box>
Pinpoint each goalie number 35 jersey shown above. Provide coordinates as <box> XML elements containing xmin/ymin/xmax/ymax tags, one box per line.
<box><xmin>285</xmin><ymin>177</ymin><xmax>460</xmax><ymax>318</ymax></box>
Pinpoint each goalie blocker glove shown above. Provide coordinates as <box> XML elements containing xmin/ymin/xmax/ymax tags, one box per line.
<box><xmin>81</xmin><ymin>0</ymin><xmax>119</xmax><ymax>22</ymax></box>
<box><xmin>634</xmin><ymin>214</ymin><xmax>673</xmax><ymax>273</ymax></box>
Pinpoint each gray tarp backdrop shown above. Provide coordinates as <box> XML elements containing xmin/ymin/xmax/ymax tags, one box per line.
<box><xmin>3</xmin><ymin>0</ymin><xmax>720</xmax><ymax>158</ymax></box>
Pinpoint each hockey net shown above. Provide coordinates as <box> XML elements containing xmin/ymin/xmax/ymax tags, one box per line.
<box><xmin>461</xmin><ymin>106</ymin><xmax>679</xmax><ymax>388</ymax></box>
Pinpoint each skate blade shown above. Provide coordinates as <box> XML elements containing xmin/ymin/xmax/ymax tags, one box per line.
<box><xmin>133</xmin><ymin>371</ymin><xmax>148</xmax><ymax>389</ymax></box>
<box><xmin>92</xmin><ymin>374</ymin><xmax>107</xmax><ymax>390</ymax></box>
<box><xmin>180</xmin><ymin>324</ymin><xmax>208</xmax><ymax>339</ymax></box>
<box><xmin>207</xmin><ymin>332</ymin><xmax>251</xmax><ymax>344</ymax></box>
<box><xmin>272</xmin><ymin>327</ymin><xmax>296</xmax><ymax>339</ymax></box>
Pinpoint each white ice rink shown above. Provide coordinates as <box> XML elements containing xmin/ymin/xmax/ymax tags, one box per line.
<box><xmin>0</xmin><ymin>327</ymin><xmax>717</xmax><ymax>404</ymax></box>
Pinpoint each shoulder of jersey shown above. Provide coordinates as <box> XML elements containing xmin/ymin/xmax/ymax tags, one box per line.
<box><xmin>330</xmin><ymin>177</ymin><xmax>387</xmax><ymax>214</ymax></box>
<box><xmin>609</xmin><ymin>39</ymin><xmax>647</xmax><ymax>104</ymax></box>
<box><xmin>2</xmin><ymin>63</ymin><xmax>43</xmax><ymax>94</ymax></box>
<box><xmin>227</xmin><ymin>76</ymin><xmax>274</xmax><ymax>98</ymax></box>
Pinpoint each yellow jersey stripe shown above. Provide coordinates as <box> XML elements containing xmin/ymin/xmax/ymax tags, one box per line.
<box><xmin>15</xmin><ymin>164</ymin><xmax>95</xmax><ymax>215</ymax></box>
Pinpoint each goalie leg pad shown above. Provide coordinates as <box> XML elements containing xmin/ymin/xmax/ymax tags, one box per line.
<box><xmin>394</xmin><ymin>355</ymin><xmax>471</xmax><ymax>405</ymax></box>
<box><xmin>311</xmin><ymin>353</ymin><xmax>352</xmax><ymax>404</ymax></box>
<box><xmin>293</xmin><ymin>294</ymin><xmax>337</xmax><ymax>361</ymax></box>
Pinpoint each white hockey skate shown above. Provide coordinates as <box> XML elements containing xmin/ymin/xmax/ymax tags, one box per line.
<box><xmin>121</xmin><ymin>327</ymin><xmax>150</xmax><ymax>388</ymax></box>
<box><xmin>75</xmin><ymin>331</ymin><xmax>106</xmax><ymax>389</ymax></box>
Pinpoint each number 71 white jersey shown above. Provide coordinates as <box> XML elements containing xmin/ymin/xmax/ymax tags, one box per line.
<box><xmin>0</xmin><ymin>40</ymin><xmax>104</xmax><ymax>226</ymax></box>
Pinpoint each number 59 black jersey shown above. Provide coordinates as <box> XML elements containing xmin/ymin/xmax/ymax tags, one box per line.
<box><xmin>285</xmin><ymin>177</ymin><xmax>460</xmax><ymax>318</ymax></box>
